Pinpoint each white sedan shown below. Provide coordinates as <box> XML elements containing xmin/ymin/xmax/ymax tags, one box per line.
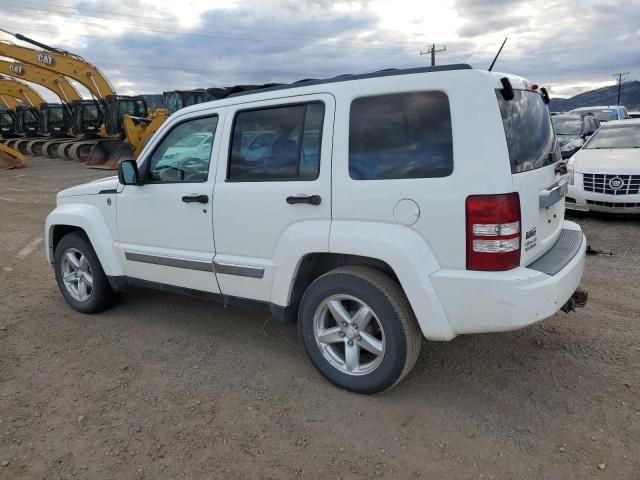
<box><xmin>566</xmin><ymin>119</ymin><xmax>640</xmax><ymax>213</ymax></box>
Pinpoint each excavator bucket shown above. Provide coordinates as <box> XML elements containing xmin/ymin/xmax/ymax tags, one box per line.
<box><xmin>0</xmin><ymin>142</ymin><xmax>26</xmax><ymax>169</ymax></box>
<box><xmin>85</xmin><ymin>139</ymin><xmax>134</xmax><ymax>170</ymax></box>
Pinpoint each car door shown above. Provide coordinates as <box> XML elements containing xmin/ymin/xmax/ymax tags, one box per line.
<box><xmin>115</xmin><ymin>110</ymin><xmax>224</xmax><ymax>293</ymax></box>
<box><xmin>212</xmin><ymin>94</ymin><xmax>334</xmax><ymax>301</ymax></box>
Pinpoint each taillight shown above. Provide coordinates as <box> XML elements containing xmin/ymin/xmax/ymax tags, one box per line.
<box><xmin>466</xmin><ymin>193</ymin><xmax>521</xmax><ymax>271</ymax></box>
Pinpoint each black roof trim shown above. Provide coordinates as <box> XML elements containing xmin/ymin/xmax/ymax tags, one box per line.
<box><xmin>205</xmin><ymin>64</ymin><xmax>472</xmax><ymax>101</ymax></box>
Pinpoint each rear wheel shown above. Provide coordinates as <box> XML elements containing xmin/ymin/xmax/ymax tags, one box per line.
<box><xmin>299</xmin><ymin>266</ymin><xmax>421</xmax><ymax>394</ymax></box>
<box><xmin>53</xmin><ymin>232</ymin><xmax>119</xmax><ymax>313</ymax></box>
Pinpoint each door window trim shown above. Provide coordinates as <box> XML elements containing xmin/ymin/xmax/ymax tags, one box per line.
<box><xmin>225</xmin><ymin>100</ymin><xmax>326</xmax><ymax>183</ymax></box>
<box><xmin>140</xmin><ymin>113</ymin><xmax>219</xmax><ymax>185</ymax></box>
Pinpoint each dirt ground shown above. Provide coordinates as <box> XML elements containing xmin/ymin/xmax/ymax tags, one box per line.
<box><xmin>0</xmin><ymin>157</ymin><xmax>638</xmax><ymax>480</ymax></box>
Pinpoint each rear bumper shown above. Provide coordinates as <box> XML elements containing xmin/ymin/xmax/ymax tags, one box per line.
<box><xmin>431</xmin><ymin>221</ymin><xmax>586</xmax><ymax>335</ymax></box>
<box><xmin>567</xmin><ymin>184</ymin><xmax>640</xmax><ymax>214</ymax></box>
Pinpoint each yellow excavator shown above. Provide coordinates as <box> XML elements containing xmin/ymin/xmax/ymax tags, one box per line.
<box><xmin>0</xmin><ymin>105</ymin><xmax>25</xmax><ymax>168</ymax></box>
<box><xmin>0</xmin><ymin>81</ymin><xmax>33</xmax><ymax>168</ymax></box>
<box><xmin>0</xmin><ymin>29</ymin><xmax>156</xmax><ymax>168</ymax></box>
<box><xmin>0</xmin><ymin>95</ymin><xmax>21</xmax><ymax>140</ymax></box>
<box><xmin>0</xmin><ymin>60</ymin><xmax>82</xmax><ymax>155</ymax></box>
<box><xmin>0</xmin><ymin>78</ymin><xmax>45</xmax><ymax>144</ymax></box>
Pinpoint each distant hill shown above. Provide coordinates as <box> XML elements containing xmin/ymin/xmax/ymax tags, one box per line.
<box><xmin>549</xmin><ymin>81</ymin><xmax>640</xmax><ymax>112</ymax></box>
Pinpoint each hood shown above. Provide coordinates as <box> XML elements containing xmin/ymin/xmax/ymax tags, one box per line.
<box><xmin>574</xmin><ymin>148</ymin><xmax>640</xmax><ymax>172</ymax></box>
<box><xmin>57</xmin><ymin>176</ymin><xmax>119</xmax><ymax>199</ymax></box>
<box><xmin>557</xmin><ymin>134</ymin><xmax>580</xmax><ymax>147</ymax></box>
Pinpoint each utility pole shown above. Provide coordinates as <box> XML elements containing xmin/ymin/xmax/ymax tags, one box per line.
<box><xmin>420</xmin><ymin>44</ymin><xmax>446</xmax><ymax>67</ymax></box>
<box><xmin>612</xmin><ymin>72</ymin><xmax>629</xmax><ymax>106</ymax></box>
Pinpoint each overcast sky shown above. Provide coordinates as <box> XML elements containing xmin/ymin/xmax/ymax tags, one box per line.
<box><xmin>0</xmin><ymin>0</ymin><xmax>638</xmax><ymax>102</ymax></box>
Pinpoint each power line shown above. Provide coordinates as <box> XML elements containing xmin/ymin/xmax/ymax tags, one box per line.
<box><xmin>20</xmin><ymin>0</ymin><xmax>417</xmax><ymax>46</ymax></box>
<box><xmin>419</xmin><ymin>44</ymin><xmax>446</xmax><ymax>67</ymax></box>
<box><xmin>612</xmin><ymin>72</ymin><xmax>629</xmax><ymax>106</ymax></box>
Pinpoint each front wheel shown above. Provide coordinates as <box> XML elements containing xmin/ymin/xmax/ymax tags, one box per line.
<box><xmin>53</xmin><ymin>232</ymin><xmax>119</xmax><ymax>313</ymax></box>
<box><xmin>299</xmin><ymin>266</ymin><xmax>421</xmax><ymax>394</ymax></box>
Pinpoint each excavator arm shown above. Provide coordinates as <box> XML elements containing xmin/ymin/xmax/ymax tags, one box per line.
<box><xmin>0</xmin><ymin>60</ymin><xmax>81</xmax><ymax>104</ymax></box>
<box><xmin>0</xmin><ymin>94</ymin><xmax>22</xmax><ymax>110</ymax></box>
<box><xmin>0</xmin><ymin>31</ymin><xmax>115</xmax><ymax>99</ymax></box>
<box><xmin>0</xmin><ymin>78</ymin><xmax>45</xmax><ymax>106</ymax></box>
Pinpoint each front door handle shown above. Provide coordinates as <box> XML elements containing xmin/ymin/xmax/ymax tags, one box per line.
<box><xmin>286</xmin><ymin>194</ymin><xmax>321</xmax><ymax>206</ymax></box>
<box><xmin>182</xmin><ymin>194</ymin><xmax>209</xmax><ymax>204</ymax></box>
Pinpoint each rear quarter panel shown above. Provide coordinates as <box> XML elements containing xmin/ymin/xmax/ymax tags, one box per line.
<box><xmin>330</xmin><ymin>69</ymin><xmax>514</xmax><ymax>271</ymax></box>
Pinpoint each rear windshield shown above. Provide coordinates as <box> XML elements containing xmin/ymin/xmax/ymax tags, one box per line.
<box><xmin>496</xmin><ymin>90</ymin><xmax>559</xmax><ymax>173</ymax></box>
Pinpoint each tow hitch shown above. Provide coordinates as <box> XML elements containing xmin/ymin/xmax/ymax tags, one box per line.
<box><xmin>561</xmin><ymin>288</ymin><xmax>588</xmax><ymax>313</ymax></box>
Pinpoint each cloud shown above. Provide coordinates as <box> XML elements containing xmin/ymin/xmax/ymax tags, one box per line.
<box><xmin>0</xmin><ymin>0</ymin><xmax>637</xmax><ymax>102</ymax></box>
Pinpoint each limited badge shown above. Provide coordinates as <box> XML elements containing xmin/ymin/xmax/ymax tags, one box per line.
<box><xmin>524</xmin><ymin>227</ymin><xmax>537</xmax><ymax>252</ymax></box>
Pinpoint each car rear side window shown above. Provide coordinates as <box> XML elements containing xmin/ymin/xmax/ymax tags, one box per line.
<box><xmin>228</xmin><ymin>102</ymin><xmax>324</xmax><ymax>181</ymax></box>
<box><xmin>496</xmin><ymin>90</ymin><xmax>559</xmax><ymax>174</ymax></box>
<box><xmin>349</xmin><ymin>91</ymin><xmax>453</xmax><ymax>180</ymax></box>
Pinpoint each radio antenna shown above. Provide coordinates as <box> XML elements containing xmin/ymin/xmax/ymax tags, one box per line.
<box><xmin>488</xmin><ymin>37</ymin><xmax>507</xmax><ymax>72</ymax></box>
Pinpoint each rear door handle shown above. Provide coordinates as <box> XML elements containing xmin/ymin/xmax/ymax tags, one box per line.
<box><xmin>286</xmin><ymin>195</ymin><xmax>321</xmax><ymax>206</ymax></box>
<box><xmin>182</xmin><ymin>194</ymin><xmax>209</xmax><ymax>204</ymax></box>
<box><xmin>539</xmin><ymin>180</ymin><xmax>568</xmax><ymax>209</ymax></box>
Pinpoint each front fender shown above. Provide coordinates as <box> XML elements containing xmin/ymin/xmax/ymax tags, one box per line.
<box><xmin>329</xmin><ymin>221</ymin><xmax>455</xmax><ymax>341</ymax></box>
<box><xmin>45</xmin><ymin>203</ymin><xmax>124</xmax><ymax>276</ymax></box>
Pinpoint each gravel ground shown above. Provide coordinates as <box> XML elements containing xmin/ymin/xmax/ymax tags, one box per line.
<box><xmin>0</xmin><ymin>157</ymin><xmax>639</xmax><ymax>479</ymax></box>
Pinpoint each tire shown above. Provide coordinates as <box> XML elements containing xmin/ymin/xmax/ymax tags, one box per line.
<box><xmin>298</xmin><ymin>266</ymin><xmax>421</xmax><ymax>394</ymax></box>
<box><xmin>53</xmin><ymin>232</ymin><xmax>120</xmax><ymax>313</ymax></box>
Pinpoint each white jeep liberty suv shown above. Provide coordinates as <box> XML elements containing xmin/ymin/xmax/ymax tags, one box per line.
<box><xmin>45</xmin><ymin>65</ymin><xmax>587</xmax><ymax>394</ymax></box>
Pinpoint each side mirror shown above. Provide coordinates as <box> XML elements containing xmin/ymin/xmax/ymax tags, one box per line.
<box><xmin>118</xmin><ymin>159</ymin><xmax>141</xmax><ymax>186</ymax></box>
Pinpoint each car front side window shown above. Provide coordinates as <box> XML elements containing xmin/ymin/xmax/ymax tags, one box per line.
<box><xmin>147</xmin><ymin>116</ymin><xmax>218</xmax><ymax>183</ymax></box>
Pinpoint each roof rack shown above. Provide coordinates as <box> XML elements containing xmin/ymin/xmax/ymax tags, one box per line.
<box><xmin>205</xmin><ymin>64</ymin><xmax>472</xmax><ymax>100</ymax></box>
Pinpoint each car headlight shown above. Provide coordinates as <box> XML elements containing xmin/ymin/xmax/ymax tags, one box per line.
<box><xmin>566</xmin><ymin>158</ymin><xmax>575</xmax><ymax>185</ymax></box>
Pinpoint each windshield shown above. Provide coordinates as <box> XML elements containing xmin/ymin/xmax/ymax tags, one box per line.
<box><xmin>593</xmin><ymin>110</ymin><xmax>617</xmax><ymax>122</ymax></box>
<box><xmin>553</xmin><ymin>117</ymin><xmax>582</xmax><ymax>135</ymax></box>
<box><xmin>584</xmin><ymin>126</ymin><xmax>640</xmax><ymax>149</ymax></box>
<box><xmin>118</xmin><ymin>100</ymin><xmax>146</xmax><ymax>117</ymax></box>
<box><xmin>496</xmin><ymin>90</ymin><xmax>559</xmax><ymax>173</ymax></box>
<box><xmin>49</xmin><ymin>107</ymin><xmax>64</xmax><ymax>122</ymax></box>
<box><xmin>82</xmin><ymin>105</ymin><xmax>99</xmax><ymax>122</ymax></box>
<box><xmin>165</xmin><ymin>93</ymin><xmax>183</xmax><ymax>115</ymax></box>
<box><xmin>0</xmin><ymin>112</ymin><xmax>13</xmax><ymax>125</ymax></box>
<box><xmin>575</xmin><ymin>109</ymin><xmax>617</xmax><ymax>122</ymax></box>
<box><xmin>24</xmin><ymin>110</ymin><xmax>38</xmax><ymax>123</ymax></box>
